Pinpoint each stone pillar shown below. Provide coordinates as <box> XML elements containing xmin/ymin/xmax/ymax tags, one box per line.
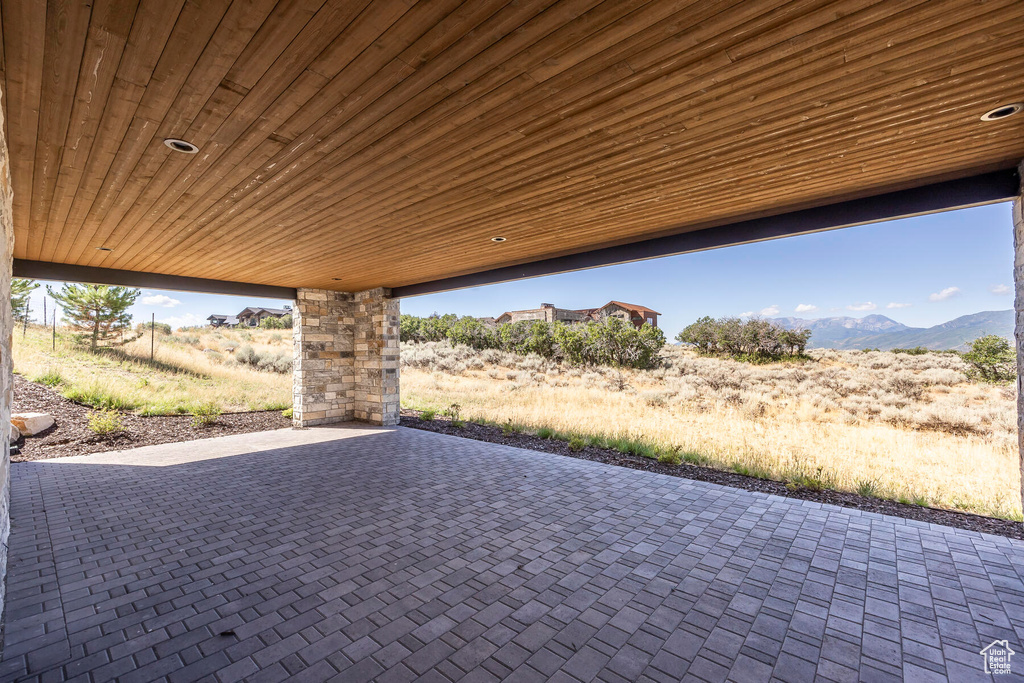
<box><xmin>0</xmin><ymin>87</ymin><xmax>14</xmax><ymax>614</ymax></box>
<box><xmin>293</xmin><ymin>287</ymin><xmax>400</xmax><ymax>427</ymax></box>
<box><xmin>352</xmin><ymin>288</ymin><xmax>400</xmax><ymax>425</ymax></box>
<box><xmin>1014</xmin><ymin>161</ymin><xmax>1024</xmax><ymax>519</ymax></box>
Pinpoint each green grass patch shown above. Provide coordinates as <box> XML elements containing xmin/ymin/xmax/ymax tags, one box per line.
<box><xmin>607</xmin><ymin>437</ymin><xmax>657</xmax><ymax>459</ymax></box>
<box><xmin>856</xmin><ymin>480</ymin><xmax>879</xmax><ymax>498</ymax></box>
<box><xmin>33</xmin><ymin>369</ymin><xmax>64</xmax><ymax>387</ymax></box>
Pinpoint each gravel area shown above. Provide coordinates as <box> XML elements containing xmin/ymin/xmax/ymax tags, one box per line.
<box><xmin>400</xmin><ymin>408</ymin><xmax>1024</xmax><ymax>540</ymax></box>
<box><xmin>11</xmin><ymin>374</ymin><xmax>292</xmax><ymax>461</ymax></box>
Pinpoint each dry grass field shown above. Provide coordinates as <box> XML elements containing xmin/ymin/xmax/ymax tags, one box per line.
<box><xmin>401</xmin><ymin>342</ymin><xmax>1020</xmax><ymax>520</ymax></box>
<box><xmin>13</xmin><ymin>325</ymin><xmax>292</xmax><ymax>414</ymax></box>
<box><xmin>14</xmin><ymin>324</ymin><xmax>1020</xmax><ymax>519</ymax></box>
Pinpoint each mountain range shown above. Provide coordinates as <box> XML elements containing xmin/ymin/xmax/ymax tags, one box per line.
<box><xmin>771</xmin><ymin>310</ymin><xmax>1013</xmax><ymax>351</ymax></box>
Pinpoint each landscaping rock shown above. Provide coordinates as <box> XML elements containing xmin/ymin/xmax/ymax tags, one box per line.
<box><xmin>10</xmin><ymin>424</ymin><xmax>20</xmax><ymax>443</ymax></box>
<box><xmin>11</xmin><ymin>412</ymin><xmax>55</xmax><ymax>436</ymax></box>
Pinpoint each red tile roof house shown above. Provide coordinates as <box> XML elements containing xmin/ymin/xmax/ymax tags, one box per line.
<box><xmin>495</xmin><ymin>301</ymin><xmax>659</xmax><ymax>328</ymax></box>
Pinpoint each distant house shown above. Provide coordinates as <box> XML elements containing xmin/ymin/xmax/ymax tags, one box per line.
<box><xmin>207</xmin><ymin>314</ymin><xmax>239</xmax><ymax>328</ymax></box>
<box><xmin>494</xmin><ymin>301</ymin><xmax>659</xmax><ymax>329</ymax></box>
<box><xmin>594</xmin><ymin>301</ymin><xmax>660</xmax><ymax>328</ymax></box>
<box><xmin>208</xmin><ymin>305</ymin><xmax>291</xmax><ymax>328</ymax></box>
<box><xmin>236</xmin><ymin>306</ymin><xmax>291</xmax><ymax>327</ymax></box>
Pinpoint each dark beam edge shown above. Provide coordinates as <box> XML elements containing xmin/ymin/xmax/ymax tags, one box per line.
<box><xmin>392</xmin><ymin>168</ymin><xmax>1022</xmax><ymax>298</ymax></box>
<box><xmin>12</xmin><ymin>260</ymin><xmax>298</xmax><ymax>300</ymax></box>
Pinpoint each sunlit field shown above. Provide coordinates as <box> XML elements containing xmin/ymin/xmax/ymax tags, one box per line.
<box><xmin>13</xmin><ymin>325</ymin><xmax>292</xmax><ymax>414</ymax></box>
<box><xmin>15</xmin><ymin>323</ymin><xmax>1020</xmax><ymax>519</ymax></box>
<box><xmin>401</xmin><ymin>342</ymin><xmax>1021</xmax><ymax>520</ymax></box>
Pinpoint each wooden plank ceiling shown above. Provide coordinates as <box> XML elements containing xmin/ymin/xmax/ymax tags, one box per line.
<box><xmin>2</xmin><ymin>0</ymin><xmax>1023</xmax><ymax>292</ymax></box>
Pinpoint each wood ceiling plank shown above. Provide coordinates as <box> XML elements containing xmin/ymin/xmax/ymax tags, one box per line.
<box><xmin>7</xmin><ymin>0</ymin><xmax>1024</xmax><ymax>290</ymax></box>
<box><xmin>2</xmin><ymin>0</ymin><xmax>47</xmax><ymax>253</ymax></box>
<box><xmin>161</xmin><ymin>0</ymin><xmax>897</xmax><ymax>268</ymax></box>
<box><xmin>169</xmin><ymin>0</ymin><xmax>983</xmax><ymax>270</ymax></box>
<box><xmin>243</xmin><ymin>58</ymin><xmax>1022</xmax><ymax>280</ymax></box>
<box><xmin>47</xmin><ymin>0</ymin><xmax>219</xmax><ymax>263</ymax></box>
<box><xmin>75</xmin><ymin>0</ymin><xmax>278</xmax><ymax>266</ymax></box>
<box><xmin>47</xmin><ymin>0</ymin><xmax>186</xmax><ymax>263</ymax></box>
<box><xmin>115</xmin><ymin>0</ymin><xmax>468</xmax><ymax>269</ymax></box>
<box><xmin>42</xmin><ymin>0</ymin><xmax>139</xmax><ymax>255</ymax></box>
<box><xmin>146</xmin><ymin>0</ymin><xmax>735</xmax><ymax>271</ymax></box>
<box><xmin>26</xmin><ymin>0</ymin><xmax>93</xmax><ymax>263</ymax></box>
<box><xmin>126</xmin><ymin>0</ymin><xmax>571</xmax><ymax>270</ymax></box>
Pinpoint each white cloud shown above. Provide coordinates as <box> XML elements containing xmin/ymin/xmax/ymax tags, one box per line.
<box><xmin>990</xmin><ymin>284</ymin><xmax>1011</xmax><ymax>295</ymax></box>
<box><xmin>142</xmin><ymin>294</ymin><xmax>181</xmax><ymax>308</ymax></box>
<box><xmin>929</xmin><ymin>286</ymin><xmax>960</xmax><ymax>302</ymax></box>
<box><xmin>846</xmin><ymin>302</ymin><xmax>877</xmax><ymax>312</ymax></box>
<box><xmin>739</xmin><ymin>311</ymin><xmax>753</xmax><ymax>318</ymax></box>
<box><xmin>794</xmin><ymin>304</ymin><xmax>818</xmax><ymax>313</ymax></box>
<box><xmin>886</xmin><ymin>302</ymin><xmax>912</xmax><ymax>309</ymax></box>
<box><xmin>157</xmin><ymin>313</ymin><xmax>204</xmax><ymax>329</ymax></box>
<box><xmin>760</xmin><ymin>305</ymin><xmax>780</xmax><ymax>316</ymax></box>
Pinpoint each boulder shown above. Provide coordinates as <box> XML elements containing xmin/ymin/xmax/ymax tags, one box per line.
<box><xmin>9</xmin><ymin>424</ymin><xmax>20</xmax><ymax>443</ymax></box>
<box><xmin>11</xmin><ymin>412</ymin><xmax>55</xmax><ymax>436</ymax></box>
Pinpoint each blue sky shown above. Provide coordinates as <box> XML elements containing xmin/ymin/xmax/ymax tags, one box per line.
<box><xmin>24</xmin><ymin>202</ymin><xmax>1014</xmax><ymax>336</ymax></box>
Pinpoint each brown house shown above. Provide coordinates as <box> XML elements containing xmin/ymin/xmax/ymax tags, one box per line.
<box><xmin>495</xmin><ymin>301</ymin><xmax>659</xmax><ymax>329</ymax></box>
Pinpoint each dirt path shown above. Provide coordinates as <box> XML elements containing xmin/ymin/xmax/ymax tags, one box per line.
<box><xmin>12</xmin><ymin>374</ymin><xmax>291</xmax><ymax>461</ymax></box>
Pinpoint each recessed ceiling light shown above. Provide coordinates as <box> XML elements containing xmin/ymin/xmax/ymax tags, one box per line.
<box><xmin>164</xmin><ymin>138</ymin><xmax>200</xmax><ymax>154</ymax></box>
<box><xmin>491</xmin><ymin>236</ymin><xmax>507</xmax><ymax>242</ymax></box>
<box><xmin>95</xmin><ymin>246</ymin><xmax>113</xmax><ymax>252</ymax></box>
<box><xmin>980</xmin><ymin>103</ymin><xmax>1023</xmax><ymax>121</ymax></box>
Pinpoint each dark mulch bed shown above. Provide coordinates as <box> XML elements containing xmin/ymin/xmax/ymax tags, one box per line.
<box><xmin>400</xmin><ymin>409</ymin><xmax>1024</xmax><ymax>540</ymax></box>
<box><xmin>12</xmin><ymin>375</ymin><xmax>292</xmax><ymax>461</ymax></box>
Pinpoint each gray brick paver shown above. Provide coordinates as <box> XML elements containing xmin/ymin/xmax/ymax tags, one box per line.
<box><xmin>2</xmin><ymin>425</ymin><xmax>1024</xmax><ymax>682</ymax></box>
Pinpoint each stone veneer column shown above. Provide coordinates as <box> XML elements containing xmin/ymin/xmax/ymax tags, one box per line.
<box><xmin>293</xmin><ymin>287</ymin><xmax>399</xmax><ymax>427</ymax></box>
<box><xmin>0</xmin><ymin>87</ymin><xmax>14</xmax><ymax>614</ymax></box>
<box><xmin>352</xmin><ymin>288</ymin><xmax>400</xmax><ymax>426</ymax></box>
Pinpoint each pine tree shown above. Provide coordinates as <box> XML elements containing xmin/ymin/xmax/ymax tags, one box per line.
<box><xmin>11</xmin><ymin>278</ymin><xmax>38</xmax><ymax>322</ymax></box>
<box><xmin>46</xmin><ymin>284</ymin><xmax>140</xmax><ymax>351</ymax></box>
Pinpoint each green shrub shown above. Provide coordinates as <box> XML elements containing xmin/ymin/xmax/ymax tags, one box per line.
<box><xmin>87</xmin><ymin>409</ymin><xmax>125</xmax><ymax>435</ymax></box>
<box><xmin>567</xmin><ymin>435</ymin><xmax>586</xmax><ymax>452</ymax></box>
<box><xmin>191</xmin><ymin>402</ymin><xmax>221</xmax><ymax>427</ymax></box>
<box><xmin>962</xmin><ymin>335</ymin><xmax>1014</xmax><ymax>382</ymax></box>
<box><xmin>137</xmin><ymin>321</ymin><xmax>172</xmax><ymax>335</ymax></box>
<box><xmin>281</xmin><ymin>407</ymin><xmax>293</xmax><ymax>418</ymax></box>
<box><xmin>658</xmin><ymin>451</ymin><xmax>682</xmax><ymax>465</ymax></box>
<box><xmin>400</xmin><ymin>314</ymin><xmax>665</xmax><ymax>369</ymax></box>
<box><xmin>443</xmin><ymin>403</ymin><xmax>463</xmax><ymax>427</ymax></box>
<box><xmin>419</xmin><ymin>409</ymin><xmax>436</xmax><ymax>421</ymax></box>
<box><xmin>235</xmin><ymin>344</ymin><xmax>259</xmax><ymax>366</ymax></box>
<box><xmin>259</xmin><ymin>315</ymin><xmax>289</xmax><ymax>329</ymax></box>
<box><xmin>676</xmin><ymin>316</ymin><xmax>811</xmax><ymax>361</ymax></box>
<box><xmin>501</xmin><ymin>420</ymin><xmax>523</xmax><ymax>436</ymax></box>
<box><xmin>536</xmin><ymin>427</ymin><xmax>555</xmax><ymax>439</ymax></box>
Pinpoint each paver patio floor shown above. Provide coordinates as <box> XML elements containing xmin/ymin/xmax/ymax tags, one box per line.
<box><xmin>2</xmin><ymin>425</ymin><xmax>1023</xmax><ymax>682</ymax></box>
